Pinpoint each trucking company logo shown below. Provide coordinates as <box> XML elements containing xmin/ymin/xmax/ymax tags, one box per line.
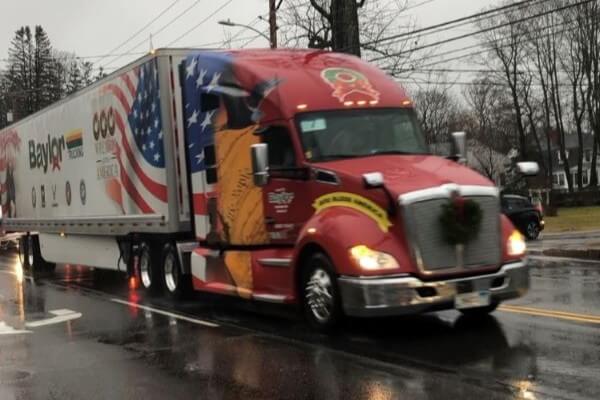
<box><xmin>65</xmin><ymin>129</ymin><xmax>84</xmax><ymax>159</ymax></box>
<box><xmin>268</xmin><ymin>188</ymin><xmax>295</xmax><ymax>214</ymax></box>
<box><xmin>29</xmin><ymin>134</ymin><xmax>66</xmax><ymax>173</ymax></box>
<box><xmin>28</xmin><ymin>130</ymin><xmax>84</xmax><ymax>173</ymax></box>
<box><xmin>93</xmin><ymin>107</ymin><xmax>119</xmax><ymax>181</ymax></box>
<box><xmin>320</xmin><ymin>67</ymin><xmax>380</xmax><ymax>104</ymax></box>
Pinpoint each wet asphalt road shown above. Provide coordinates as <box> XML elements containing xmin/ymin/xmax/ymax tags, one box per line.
<box><xmin>1</xmin><ymin>251</ymin><xmax>600</xmax><ymax>400</ymax></box>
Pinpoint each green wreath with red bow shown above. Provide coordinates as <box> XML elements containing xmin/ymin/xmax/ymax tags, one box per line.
<box><xmin>439</xmin><ymin>197</ymin><xmax>483</xmax><ymax>245</ymax></box>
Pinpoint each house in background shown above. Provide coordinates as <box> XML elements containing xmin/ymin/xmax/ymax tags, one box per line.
<box><xmin>545</xmin><ymin>133</ymin><xmax>599</xmax><ymax>191</ymax></box>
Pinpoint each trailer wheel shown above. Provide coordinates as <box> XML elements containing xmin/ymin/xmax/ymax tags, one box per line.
<box><xmin>301</xmin><ymin>252</ymin><xmax>343</xmax><ymax>332</ymax></box>
<box><xmin>162</xmin><ymin>243</ymin><xmax>191</xmax><ymax>301</ymax></box>
<box><xmin>139</xmin><ymin>242</ymin><xmax>161</xmax><ymax>294</ymax></box>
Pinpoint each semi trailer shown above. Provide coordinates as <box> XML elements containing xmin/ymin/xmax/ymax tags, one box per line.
<box><xmin>0</xmin><ymin>48</ymin><xmax>534</xmax><ymax>330</ymax></box>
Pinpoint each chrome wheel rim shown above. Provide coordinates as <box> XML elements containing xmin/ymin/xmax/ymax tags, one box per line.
<box><xmin>305</xmin><ymin>268</ymin><xmax>334</xmax><ymax>323</ymax></box>
<box><xmin>140</xmin><ymin>250</ymin><xmax>152</xmax><ymax>288</ymax></box>
<box><xmin>164</xmin><ymin>253</ymin><xmax>178</xmax><ymax>293</ymax></box>
<box><xmin>527</xmin><ymin>223</ymin><xmax>538</xmax><ymax>238</ymax></box>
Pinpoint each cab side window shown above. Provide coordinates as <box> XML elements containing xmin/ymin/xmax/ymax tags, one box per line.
<box><xmin>261</xmin><ymin>126</ymin><xmax>296</xmax><ymax>169</ymax></box>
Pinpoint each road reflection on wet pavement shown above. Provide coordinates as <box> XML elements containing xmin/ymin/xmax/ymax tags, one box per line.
<box><xmin>1</xmin><ymin>251</ymin><xmax>599</xmax><ymax>399</ymax></box>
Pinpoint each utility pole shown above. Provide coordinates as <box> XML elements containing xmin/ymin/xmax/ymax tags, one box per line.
<box><xmin>269</xmin><ymin>0</ymin><xmax>277</xmax><ymax>49</ymax></box>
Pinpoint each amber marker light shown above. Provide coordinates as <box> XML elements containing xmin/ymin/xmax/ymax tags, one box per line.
<box><xmin>129</xmin><ymin>276</ymin><xmax>139</xmax><ymax>290</ymax></box>
<box><xmin>344</xmin><ymin>100</ymin><xmax>354</xmax><ymax>106</ymax></box>
<box><xmin>296</xmin><ymin>104</ymin><xmax>308</xmax><ymax>110</ymax></box>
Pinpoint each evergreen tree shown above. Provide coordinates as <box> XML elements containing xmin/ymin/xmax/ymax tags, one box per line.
<box><xmin>6</xmin><ymin>26</ymin><xmax>34</xmax><ymax>119</ymax></box>
<box><xmin>1</xmin><ymin>25</ymin><xmax>98</xmax><ymax>124</ymax></box>
<box><xmin>66</xmin><ymin>60</ymin><xmax>82</xmax><ymax>95</ymax></box>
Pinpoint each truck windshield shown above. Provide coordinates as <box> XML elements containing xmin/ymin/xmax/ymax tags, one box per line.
<box><xmin>297</xmin><ymin>108</ymin><xmax>428</xmax><ymax>162</ymax></box>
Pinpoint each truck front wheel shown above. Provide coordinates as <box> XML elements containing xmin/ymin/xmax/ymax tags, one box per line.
<box><xmin>138</xmin><ymin>242</ymin><xmax>161</xmax><ymax>294</ymax></box>
<box><xmin>162</xmin><ymin>243</ymin><xmax>191</xmax><ymax>300</ymax></box>
<box><xmin>302</xmin><ymin>252</ymin><xmax>343</xmax><ymax>331</ymax></box>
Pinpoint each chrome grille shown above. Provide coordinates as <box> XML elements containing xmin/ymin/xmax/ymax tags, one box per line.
<box><xmin>403</xmin><ymin>196</ymin><xmax>501</xmax><ymax>272</ymax></box>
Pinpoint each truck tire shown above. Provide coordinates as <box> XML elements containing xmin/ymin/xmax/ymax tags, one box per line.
<box><xmin>301</xmin><ymin>252</ymin><xmax>343</xmax><ymax>332</ymax></box>
<box><xmin>459</xmin><ymin>301</ymin><xmax>499</xmax><ymax>318</ymax></box>
<box><xmin>162</xmin><ymin>243</ymin><xmax>191</xmax><ymax>301</ymax></box>
<box><xmin>138</xmin><ymin>242</ymin><xmax>162</xmax><ymax>294</ymax></box>
<box><xmin>525</xmin><ymin>220</ymin><xmax>540</xmax><ymax>240</ymax></box>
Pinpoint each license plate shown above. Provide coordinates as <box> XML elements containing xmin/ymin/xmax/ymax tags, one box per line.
<box><xmin>455</xmin><ymin>291</ymin><xmax>491</xmax><ymax>309</ymax></box>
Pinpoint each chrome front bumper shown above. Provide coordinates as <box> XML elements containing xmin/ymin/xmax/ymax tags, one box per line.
<box><xmin>338</xmin><ymin>261</ymin><xmax>529</xmax><ymax>317</ymax></box>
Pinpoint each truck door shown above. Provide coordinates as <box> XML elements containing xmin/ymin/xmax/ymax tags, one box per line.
<box><xmin>259</xmin><ymin>124</ymin><xmax>312</xmax><ymax>245</ymax></box>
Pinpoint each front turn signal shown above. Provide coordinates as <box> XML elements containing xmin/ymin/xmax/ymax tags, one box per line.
<box><xmin>507</xmin><ymin>230</ymin><xmax>526</xmax><ymax>257</ymax></box>
<box><xmin>349</xmin><ymin>245</ymin><xmax>399</xmax><ymax>271</ymax></box>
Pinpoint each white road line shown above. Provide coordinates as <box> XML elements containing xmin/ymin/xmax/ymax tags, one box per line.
<box><xmin>25</xmin><ymin>309</ymin><xmax>82</xmax><ymax>328</ymax></box>
<box><xmin>0</xmin><ymin>321</ymin><xmax>31</xmax><ymax>335</ymax></box>
<box><xmin>110</xmin><ymin>298</ymin><xmax>219</xmax><ymax>328</ymax></box>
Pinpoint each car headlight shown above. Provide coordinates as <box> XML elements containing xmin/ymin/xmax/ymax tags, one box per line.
<box><xmin>349</xmin><ymin>245</ymin><xmax>399</xmax><ymax>271</ymax></box>
<box><xmin>507</xmin><ymin>230</ymin><xmax>526</xmax><ymax>256</ymax></box>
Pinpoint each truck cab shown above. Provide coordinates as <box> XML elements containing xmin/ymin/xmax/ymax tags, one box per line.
<box><xmin>181</xmin><ymin>49</ymin><xmax>531</xmax><ymax>330</ymax></box>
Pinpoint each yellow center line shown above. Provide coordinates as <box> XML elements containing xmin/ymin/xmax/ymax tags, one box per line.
<box><xmin>499</xmin><ymin>304</ymin><xmax>600</xmax><ymax>324</ymax></box>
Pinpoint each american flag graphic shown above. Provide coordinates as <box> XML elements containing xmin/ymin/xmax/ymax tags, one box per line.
<box><xmin>103</xmin><ymin>59</ymin><xmax>168</xmax><ymax>215</ymax></box>
<box><xmin>182</xmin><ymin>52</ymin><xmax>232</xmax><ymax>239</ymax></box>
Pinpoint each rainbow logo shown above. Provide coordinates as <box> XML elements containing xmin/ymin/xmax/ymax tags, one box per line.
<box><xmin>65</xmin><ymin>129</ymin><xmax>84</xmax><ymax>159</ymax></box>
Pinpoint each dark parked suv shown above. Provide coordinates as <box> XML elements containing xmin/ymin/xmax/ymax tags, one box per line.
<box><xmin>501</xmin><ymin>194</ymin><xmax>545</xmax><ymax>240</ymax></box>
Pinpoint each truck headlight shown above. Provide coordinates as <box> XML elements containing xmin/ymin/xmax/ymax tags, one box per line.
<box><xmin>507</xmin><ymin>230</ymin><xmax>526</xmax><ymax>256</ymax></box>
<box><xmin>349</xmin><ymin>245</ymin><xmax>399</xmax><ymax>271</ymax></box>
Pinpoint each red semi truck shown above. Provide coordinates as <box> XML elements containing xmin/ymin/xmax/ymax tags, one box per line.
<box><xmin>0</xmin><ymin>49</ymin><xmax>533</xmax><ymax>330</ymax></box>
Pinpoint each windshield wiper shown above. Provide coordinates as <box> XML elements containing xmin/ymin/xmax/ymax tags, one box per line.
<box><xmin>368</xmin><ymin>150</ymin><xmax>417</xmax><ymax>156</ymax></box>
<box><xmin>316</xmin><ymin>154</ymin><xmax>363</xmax><ymax>161</ymax></box>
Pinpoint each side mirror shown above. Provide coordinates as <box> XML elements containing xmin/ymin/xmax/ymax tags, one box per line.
<box><xmin>363</xmin><ymin>172</ymin><xmax>384</xmax><ymax>188</ymax></box>
<box><xmin>251</xmin><ymin>143</ymin><xmax>269</xmax><ymax>186</ymax></box>
<box><xmin>517</xmin><ymin>161</ymin><xmax>540</xmax><ymax>177</ymax></box>
<box><xmin>451</xmin><ymin>131</ymin><xmax>467</xmax><ymax>164</ymax></box>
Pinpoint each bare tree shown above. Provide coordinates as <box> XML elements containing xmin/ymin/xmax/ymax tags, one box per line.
<box><xmin>411</xmin><ymin>75</ymin><xmax>462</xmax><ymax>145</ymax></box>
<box><xmin>280</xmin><ymin>0</ymin><xmax>421</xmax><ymax>75</ymax></box>
<box><xmin>463</xmin><ymin>77</ymin><xmax>517</xmax><ymax>183</ymax></box>
<box><xmin>477</xmin><ymin>1</ymin><xmax>529</xmax><ymax>160</ymax></box>
<box><xmin>577</xmin><ymin>1</ymin><xmax>600</xmax><ymax>187</ymax></box>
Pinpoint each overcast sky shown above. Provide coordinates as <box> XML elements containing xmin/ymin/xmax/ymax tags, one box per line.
<box><xmin>0</xmin><ymin>0</ymin><xmax>495</xmax><ymax>76</ymax></box>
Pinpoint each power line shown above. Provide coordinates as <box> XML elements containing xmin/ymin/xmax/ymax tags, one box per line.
<box><xmin>369</xmin><ymin>0</ymin><xmax>594</xmax><ymax>62</ymax></box>
<box><xmin>240</xmin><ymin>31</ymin><xmax>271</xmax><ymax>48</ymax></box>
<box><xmin>166</xmin><ymin>0</ymin><xmax>235</xmax><ymax>47</ymax></box>
<box><xmin>387</xmin><ymin>0</ymin><xmax>552</xmax><ymax>48</ymax></box>
<box><xmin>405</xmin><ymin>0</ymin><xmax>440</xmax><ymax>12</ymax></box>
<box><xmin>363</xmin><ymin>0</ymin><xmax>546</xmax><ymax>47</ymax></box>
<box><xmin>0</xmin><ymin>51</ymin><xmax>146</xmax><ymax>63</ymax></box>
<box><xmin>95</xmin><ymin>0</ymin><xmax>184</xmax><ymax>65</ymax></box>
<box><xmin>102</xmin><ymin>0</ymin><xmax>206</xmax><ymax>69</ymax></box>
<box><xmin>401</xmin><ymin>11</ymin><xmax>588</xmax><ymax>73</ymax></box>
